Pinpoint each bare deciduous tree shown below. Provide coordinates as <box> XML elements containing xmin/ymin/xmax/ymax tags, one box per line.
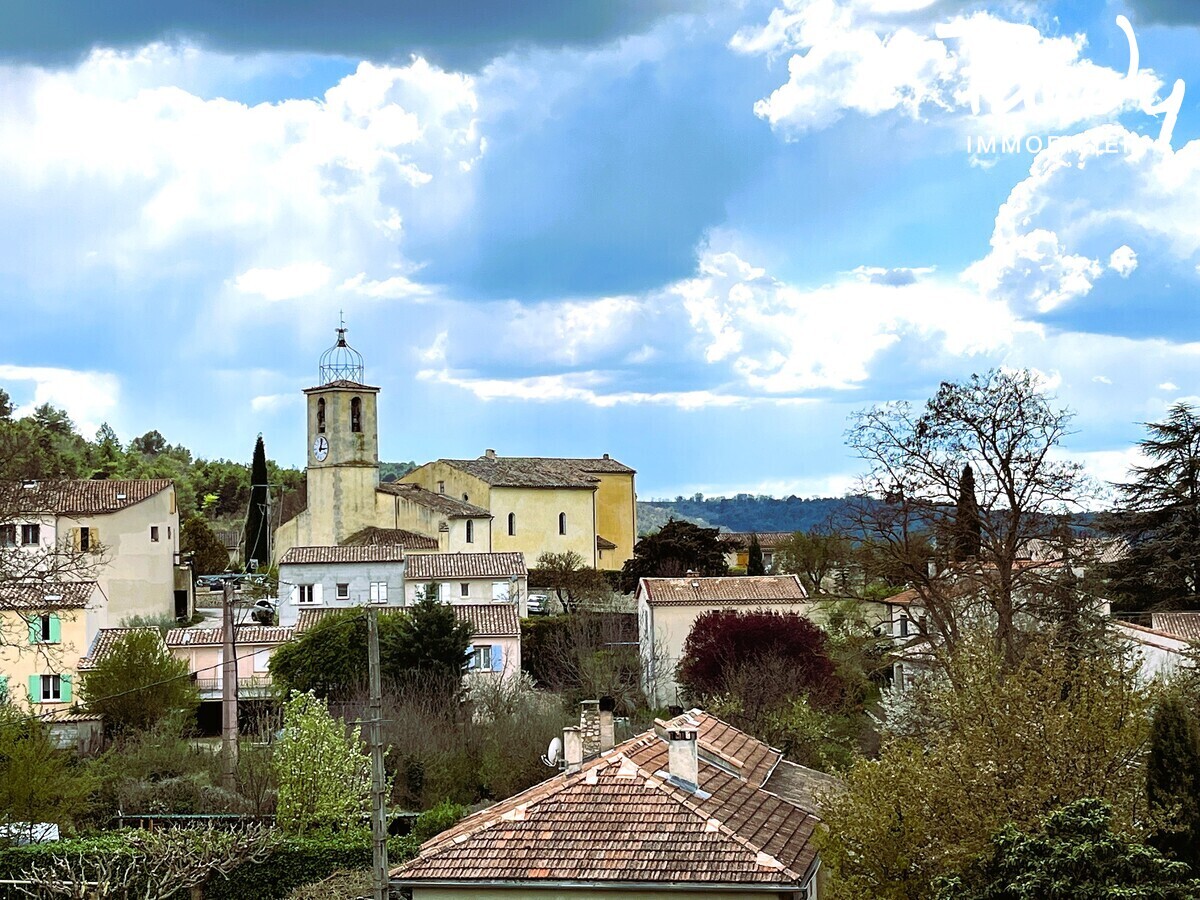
<box><xmin>846</xmin><ymin>369</ymin><xmax>1097</xmax><ymax>669</ymax></box>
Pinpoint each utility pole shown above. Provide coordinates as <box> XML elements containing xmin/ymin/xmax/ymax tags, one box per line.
<box><xmin>367</xmin><ymin>605</ymin><xmax>389</xmax><ymax>900</ymax></box>
<box><xmin>221</xmin><ymin>578</ymin><xmax>239</xmax><ymax>790</ymax></box>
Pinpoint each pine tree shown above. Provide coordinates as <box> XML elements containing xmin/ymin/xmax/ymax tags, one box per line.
<box><xmin>244</xmin><ymin>435</ymin><xmax>270</xmax><ymax>570</ymax></box>
<box><xmin>747</xmin><ymin>533</ymin><xmax>766</xmax><ymax>575</ymax></box>
<box><xmin>1104</xmin><ymin>404</ymin><xmax>1200</xmax><ymax>611</ymax></box>
<box><xmin>1147</xmin><ymin>696</ymin><xmax>1200</xmax><ymax>871</ymax></box>
<box><xmin>951</xmin><ymin>464</ymin><xmax>981</xmax><ymax>562</ymax></box>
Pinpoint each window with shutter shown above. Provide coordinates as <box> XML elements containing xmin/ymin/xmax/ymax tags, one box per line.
<box><xmin>60</xmin><ymin>674</ymin><xmax>72</xmax><ymax>703</ymax></box>
<box><xmin>490</xmin><ymin>645</ymin><xmax>504</xmax><ymax>672</ymax></box>
<box><xmin>48</xmin><ymin>615</ymin><xmax>60</xmax><ymax>644</ymax></box>
<box><xmin>0</xmin><ymin>525</ymin><xmax>15</xmax><ymax>547</ymax></box>
<box><xmin>89</xmin><ymin>526</ymin><xmax>100</xmax><ymax>553</ymax></box>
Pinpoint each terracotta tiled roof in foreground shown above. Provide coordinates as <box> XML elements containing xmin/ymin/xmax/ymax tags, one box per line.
<box><xmin>392</xmin><ymin>710</ymin><xmax>823</xmax><ymax>890</ymax></box>
<box><xmin>406</xmin><ymin>552</ymin><xmax>526</xmax><ymax>580</ymax></box>
<box><xmin>279</xmin><ymin>544</ymin><xmax>408</xmax><ymax>565</ymax></box>
<box><xmin>0</xmin><ymin>479</ymin><xmax>173</xmax><ymax>516</ymax></box>
<box><xmin>453</xmin><ymin>604</ymin><xmax>520</xmax><ymax>637</ymax></box>
<box><xmin>638</xmin><ymin>574</ymin><xmax>808</xmax><ymax>607</ymax></box>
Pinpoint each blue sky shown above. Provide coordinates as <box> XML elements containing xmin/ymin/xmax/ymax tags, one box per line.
<box><xmin>3</xmin><ymin>0</ymin><xmax>1200</xmax><ymax>500</ymax></box>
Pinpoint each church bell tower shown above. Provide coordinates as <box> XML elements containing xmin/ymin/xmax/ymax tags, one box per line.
<box><xmin>302</xmin><ymin>323</ymin><xmax>381</xmax><ymax>545</ymax></box>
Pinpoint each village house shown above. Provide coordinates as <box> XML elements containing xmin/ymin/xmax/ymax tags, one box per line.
<box><xmin>637</xmin><ymin>574</ymin><xmax>812</xmax><ymax>707</ymax></box>
<box><xmin>164</xmin><ymin>624</ymin><xmax>295</xmax><ymax>701</ymax></box>
<box><xmin>276</xmin><ymin>544</ymin><xmax>414</xmax><ymax>627</ymax></box>
<box><xmin>717</xmin><ymin>531</ymin><xmax>794</xmax><ymax>573</ymax></box>
<box><xmin>404</xmin><ymin>551</ymin><xmax>528</xmax><ymax>616</ymax></box>
<box><xmin>273</xmin><ymin>326</ymin><xmax>636</xmax><ymax>572</ymax></box>
<box><xmin>0</xmin><ymin>581</ymin><xmax>103</xmax><ymax>709</ymax></box>
<box><xmin>392</xmin><ymin>706</ymin><xmax>834</xmax><ymax>898</ymax></box>
<box><xmin>0</xmin><ymin>479</ymin><xmax>187</xmax><ymax>623</ymax></box>
<box><xmin>455</xmin><ymin>604</ymin><xmax>521</xmax><ymax>680</ymax></box>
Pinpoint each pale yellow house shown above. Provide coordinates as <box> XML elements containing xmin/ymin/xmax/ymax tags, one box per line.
<box><xmin>273</xmin><ymin>327</ymin><xmax>636</xmax><ymax>573</ymax></box>
<box><xmin>1</xmin><ymin>479</ymin><xmax>186</xmax><ymax>623</ymax></box>
<box><xmin>0</xmin><ymin>582</ymin><xmax>103</xmax><ymax>709</ymax></box>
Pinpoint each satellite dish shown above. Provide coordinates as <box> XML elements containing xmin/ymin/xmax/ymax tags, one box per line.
<box><xmin>542</xmin><ymin>736</ymin><xmax>562</xmax><ymax>768</ymax></box>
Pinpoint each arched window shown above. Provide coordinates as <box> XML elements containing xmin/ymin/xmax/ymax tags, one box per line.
<box><xmin>558</xmin><ymin>512</ymin><xmax>566</xmax><ymax>535</ymax></box>
<box><xmin>507</xmin><ymin>513</ymin><xmax>516</xmax><ymax>536</ymax></box>
<box><xmin>316</xmin><ymin>398</ymin><xmax>326</xmax><ymax>434</ymax></box>
<box><xmin>350</xmin><ymin>397</ymin><xmax>362</xmax><ymax>433</ymax></box>
<box><xmin>463</xmin><ymin>493</ymin><xmax>469</xmax><ymax>502</ymax></box>
<box><xmin>465</xmin><ymin>520</ymin><xmax>474</xmax><ymax>544</ymax></box>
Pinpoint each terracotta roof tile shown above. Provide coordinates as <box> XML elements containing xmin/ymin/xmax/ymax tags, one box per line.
<box><xmin>0</xmin><ymin>479</ymin><xmax>173</xmax><ymax>516</ymax></box>
<box><xmin>295</xmin><ymin>608</ymin><xmax>338</xmax><ymax>633</ymax></box>
<box><xmin>165</xmin><ymin>626</ymin><xmax>295</xmax><ymax>647</ymax></box>
<box><xmin>639</xmin><ymin>575</ymin><xmax>808</xmax><ymax>607</ymax></box>
<box><xmin>718</xmin><ymin>532</ymin><xmax>796</xmax><ymax>550</ymax></box>
<box><xmin>453</xmin><ymin>604</ymin><xmax>520</xmax><ymax>637</ymax></box>
<box><xmin>393</xmin><ymin>713</ymin><xmax>823</xmax><ymax>889</ymax></box>
<box><xmin>438</xmin><ymin>457</ymin><xmax>610</xmax><ymax>489</ymax></box>
<box><xmin>377</xmin><ymin>483</ymin><xmax>491</xmax><ymax>518</ymax></box>
<box><xmin>78</xmin><ymin>627</ymin><xmax>162</xmax><ymax>671</ymax></box>
<box><xmin>0</xmin><ymin>582</ymin><xmax>96</xmax><ymax>611</ymax></box>
<box><xmin>406</xmin><ymin>553</ymin><xmax>526</xmax><ymax>580</ymax></box>
<box><xmin>279</xmin><ymin>544</ymin><xmax>408</xmax><ymax>565</ymax></box>
<box><xmin>596</xmin><ymin>535</ymin><xmax>618</xmax><ymax>551</ymax></box>
<box><xmin>340</xmin><ymin>526</ymin><xmax>439</xmax><ymax>550</ymax></box>
<box><xmin>302</xmin><ymin>379</ymin><xmax>379</xmax><ymax>392</ymax></box>
<box><xmin>1151</xmin><ymin>612</ymin><xmax>1200</xmax><ymax>642</ymax></box>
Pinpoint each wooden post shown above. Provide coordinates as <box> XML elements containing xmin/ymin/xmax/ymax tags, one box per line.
<box><xmin>367</xmin><ymin>606</ymin><xmax>389</xmax><ymax>900</ymax></box>
<box><xmin>221</xmin><ymin>579</ymin><xmax>238</xmax><ymax>790</ymax></box>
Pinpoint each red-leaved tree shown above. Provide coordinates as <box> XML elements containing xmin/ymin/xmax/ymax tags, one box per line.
<box><xmin>676</xmin><ymin>609</ymin><xmax>842</xmax><ymax>713</ymax></box>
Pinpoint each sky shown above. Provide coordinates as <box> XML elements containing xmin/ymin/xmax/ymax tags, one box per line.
<box><xmin>2</xmin><ymin>0</ymin><xmax>1200</xmax><ymax>501</ymax></box>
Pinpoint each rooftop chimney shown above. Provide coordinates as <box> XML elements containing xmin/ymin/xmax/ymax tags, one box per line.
<box><xmin>599</xmin><ymin>695</ymin><xmax>616</xmax><ymax>752</ymax></box>
<box><xmin>563</xmin><ymin>726</ymin><xmax>583</xmax><ymax>773</ymax></box>
<box><xmin>485</xmin><ymin>448</ymin><xmax>496</xmax><ymax>459</ymax></box>
<box><xmin>603</xmin><ymin>453</ymin><xmax>610</xmax><ymax>460</ymax></box>
<box><xmin>579</xmin><ymin>700</ymin><xmax>601</xmax><ymax>759</ymax></box>
<box><xmin>666</xmin><ymin>725</ymin><xmax>699</xmax><ymax>792</ymax></box>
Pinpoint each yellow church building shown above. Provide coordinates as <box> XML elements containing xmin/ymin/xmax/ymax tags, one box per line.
<box><xmin>274</xmin><ymin>327</ymin><xmax>636</xmax><ymax>572</ymax></box>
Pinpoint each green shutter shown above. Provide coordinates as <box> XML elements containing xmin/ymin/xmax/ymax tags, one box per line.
<box><xmin>0</xmin><ymin>675</ymin><xmax>8</xmax><ymax>703</ymax></box>
<box><xmin>28</xmin><ymin>675</ymin><xmax>40</xmax><ymax>703</ymax></box>
<box><xmin>27</xmin><ymin>617</ymin><xmax>38</xmax><ymax>644</ymax></box>
<box><xmin>60</xmin><ymin>674</ymin><xmax>72</xmax><ymax>703</ymax></box>
<box><xmin>48</xmin><ymin>615</ymin><xmax>61</xmax><ymax>644</ymax></box>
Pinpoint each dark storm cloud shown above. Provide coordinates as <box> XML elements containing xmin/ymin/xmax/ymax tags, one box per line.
<box><xmin>0</xmin><ymin>1</ymin><xmax>705</xmax><ymax>68</ymax></box>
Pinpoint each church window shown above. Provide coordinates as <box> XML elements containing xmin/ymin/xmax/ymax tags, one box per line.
<box><xmin>350</xmin><ymin>397</ymin><xmax>362</xmax><ymax>433</ymax></box>
<box><xmin>462</xmin><ymin>493</ymin><xmax>469</xmax><ymax>502</ymax></box>
<box><xmin>317</xmin><ymin>399</ymin><xmax>326</xmax><ymax>434</ymax></box>
<box><xmin>466</xmin><ymin>520</ymin><xmax>474</xmax><ymax>544</ymax></box>
<box><xmin>437</xmin><ymin>481</ymin><xmax>445</xmax><ymax>494</ymax></box>
<box><xmin>507</xmin><ymin>513</ymin><xmax>516</xmax><ymax>536</ymax></box>
<box><xmin>558</xmin><ymin>512</ymin><xmax>567</xmax><ymax>535</ymax></box>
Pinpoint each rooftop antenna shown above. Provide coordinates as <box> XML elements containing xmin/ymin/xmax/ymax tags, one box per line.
<box><xmin>542</xmin><ymin>736</ymin><xmax>562</xmax><ymax>768</ymax></box>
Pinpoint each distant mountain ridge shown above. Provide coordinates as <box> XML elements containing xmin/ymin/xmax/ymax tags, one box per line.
<box><xmin>637</xmin><ymin>495</ymin><xmax>852</xmax><ymax>536</ymax></box>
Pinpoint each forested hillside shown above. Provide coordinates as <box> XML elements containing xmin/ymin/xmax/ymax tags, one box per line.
<box><xmin>638</xmin><ymin>494</ymin><xmax>851</xmax><ymax>535</ymax></box>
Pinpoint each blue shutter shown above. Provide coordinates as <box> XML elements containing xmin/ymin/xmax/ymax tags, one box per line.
<box><xmin>49</xmin><ymin>615</ymin><xmax>61</xmax><ymax>644</ymax></box>
<box><xmin>491</xmin><ymin>645</ymin><xmax>503</xmax><ymax>672</ymax></box>
<box><xmin>60</xmin><ymin>674</ymin><xmax>72</xmax><ymax>703</ymax></box>
<box><xmin>465</xmin><ymin>644</ymin><xmax>475</xmax><ymax>669</ymax></box>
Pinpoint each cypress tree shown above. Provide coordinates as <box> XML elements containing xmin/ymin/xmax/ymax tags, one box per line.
<box><xmin>1147</xmin><ymin>695</ymin><xmax>1200</xmax><ymax>871</ymax></box>
<box><xmin>951</xmin><ymin>464</ymin><xmax>982</xmax><ymax>562</ymax></box>
<box><xmin>244</xmin><ymin>435</ymin><xmax>270</xmax><ymax>569</ymax></box>
<box><xmin>747</xmin><ymin>533</ymin><xmax>766</xmax><ymax>575</ymax></box>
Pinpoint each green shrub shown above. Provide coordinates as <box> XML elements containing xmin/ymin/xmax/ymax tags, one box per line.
<box><xmin>411</xmin><ymin>800</ymin><xmax>467</xmax><ymax>844</ymax></box>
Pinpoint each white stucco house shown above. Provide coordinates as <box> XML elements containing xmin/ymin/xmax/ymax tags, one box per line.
<box><xmin>404</xmin><ymin>551</ymin><xmax>528</xmax><ymax>617</ymax></box>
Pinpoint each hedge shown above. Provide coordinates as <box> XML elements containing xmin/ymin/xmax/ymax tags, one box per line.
<box><xmin>0</xmin><ymin>829</ymin><xmax>419</xmax><ymax>900</ymax></box>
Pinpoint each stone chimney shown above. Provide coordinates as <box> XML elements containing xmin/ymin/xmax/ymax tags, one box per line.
<box><xmin>485</xmin><ymin>448</ymin><xmax>496</xmax><ymax>459</ymax></box>
<box><xmin>598</xmin><ymin>696</ymin><xmax>616</xmax><ymax>752</ymax></box>
<box><xmin>666</xmin><ymin>725</ymin><xmax>699</xmax><ymax>791</ymax></box>
<box><xmin>563</xmin><ymin>726</ymin><xmax>583</xmax><ymax>773</ymax></box>
<box><xmin>579</xmin><ymin>700</ymin><xmax>601</xmax><ymax>759</ymax></box>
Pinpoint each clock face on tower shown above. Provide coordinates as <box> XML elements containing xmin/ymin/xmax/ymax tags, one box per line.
<box><xmin>312</xmin><ymin>436</ymin><xmax>329</xmax><ymax>462</ymax></box>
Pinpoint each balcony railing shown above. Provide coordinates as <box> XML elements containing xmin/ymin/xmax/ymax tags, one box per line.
<box><xmin>193</xmin><ymin>675</ymin><xmax>273</xmax><ymax>698</ymax></box>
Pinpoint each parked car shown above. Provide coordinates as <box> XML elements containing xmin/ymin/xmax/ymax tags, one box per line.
<box><xmin>527</xmin><ymin>593</ymin><xmax>549</xmax><ymax>615</ymax></box>
<box><xmin>195</xmin><ymin>574</ymin><xmax>227</xmax><ymax>592</ymax></box>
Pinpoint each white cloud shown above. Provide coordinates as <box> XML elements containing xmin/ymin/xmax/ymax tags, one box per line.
<box><xmin>234</xmin><ymin>263</ymin><xmax>331</xmax><ymax>301</ymax></box>
<box><xmin>1092</xmin><ymin>375</ymin><xmax>1112</xmax><ymax>384</ymax></box>
<box><xmin>733</xmin><ymin>2</ymin><xmax>1166</xmax><ymax>138</ymax></box>
<box><xmin>250</xmin><ymin>393</ymin><xmax>301</xmax><ymax>413</ymax></box>
<box><xmin>967</xmin><ymin>126</ymin><xmax>1200</xmax><ymax>313</ymax></box>
<box><xmin>1159</xmin><ymin>382</ymin><xmax>1179</xmax><ymax>391</ymax></box>
<box><xmin>0</xmin><ymin>364</ymin><xmax>119</xmax><ymax>435</ymax></box>
<box><xmin>0</xmin><ymin>47</ymin><xmax>483</xmax><ymax>313</ymax></box>
<box><xmin>1108</xmin><ymin>245</ymin><xmax>1138</xmax><ymax>277</ymax></box>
